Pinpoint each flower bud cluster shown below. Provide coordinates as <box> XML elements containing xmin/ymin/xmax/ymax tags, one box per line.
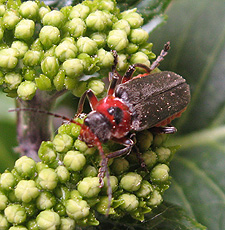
<box><xmin>0</xmin><ymin>0</ymin><xmax>155</xmax><ymax>100</ymax></box>
<box><xmin>0</xmin><ymin>118</ymin><xmax>177</xmax><ymax>228</ymax></box>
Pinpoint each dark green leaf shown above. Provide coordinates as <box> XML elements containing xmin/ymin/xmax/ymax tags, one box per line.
<box><xmin>149</xmin><ymin>0</ymin><xmax>225</xmax><ymax>229</ymax></box>
<box><xmin>82</xmin><ymin>202</ymin><xmax>206</xmax><ymax>229</ymax></box>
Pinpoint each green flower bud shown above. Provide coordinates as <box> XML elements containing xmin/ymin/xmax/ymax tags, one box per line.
<box><xmin>0</xmin><ymin>5</ymin><xmax>6</xmax><ymax>17</ymax></box>
<box><xmin>77</xmin><ymin>37</ymin><xmax>98</xmax><ymax>56</ymax></box>
<box><xmin>0</xmin><ymin>71</ymin><xmax>3</xmax><ymax>85</ymax></box>
<box><xmin>102</xmin><ymin>175</ymin><xmax>118</xmax><ymax>193</ymax></box>
<box><xmin>90</xmin><ymin>32</ymin><xmax>106</xmax><ymax>48</ymax></box>
<box><xmin>36</xmin><ymin>210</ymin><xmax>60</xmax><ymax>230</ymax></box>
<box><xmin>42</xmin><ymin>10</ymin><xmax>65</xmax><ymax>29</ymax></box>
<box><xmin>17</xmin><ymin>81</ymin><xmax>37</xmax><ymax>100</ymax></box>
<box><xmin>60</xmin><ymin>217</ymin><xmax>75</xmax><ymax>230</ymax></box>
<box><xmin>120</xmin><ymin>172</ymin><xmax>142</xmax><ymax>192</ymax></box>
<box><xmin>0</xmin><ymin>213</ymin><xmax>10</xmax><ymax>229</ymax></box>
<box><xmin>55</xmin><ymin>186</ymin><xmax>70</xmax><ymax>200</ymax></box>
<box><xmin>3</xmin><ymin>10</ymin><xmax>20</xmax><ymax>30</ymax></box>
<box><xmin>86</xmin><ymin>10</ymin><xmax>109</xmax><ymax>31</ymax></box>
<box><xmin>64</xmin><ymin>76</ymin><xmax>77</xmax><ymax>90</ymax></box>
<box><xmin>96</xmin><ymin>48</ymin><xmax>114</xmax><ymax>68</ymax></box>
<box><xmin>0</xmin><ymin>27</ymin><xmax>4</xmax><ymax>41</ymax></box>
<box><xmin>88</xmin><ymin>79</ymin><xmax>104</xmax><ymax>95</ymax></box>
<box><xmin>107</xmin><ymin>30</ymin><xmax>128</xmax><ymax>52</ymax></box>
<box><xmin>125</xmin><ymin>43</ymin><xmax>139</xmax><ymax>54</ymax></box>
<box><xmin>31</xmin><ymin>38</ymin><xmax>44</xmax><ymax>51</ymax></box>
<box><xmin>41</xmin><ymin>56</ymin><xmax>59</xmax><ymax>79</ymax></box>
<box><xmin>0</xmin><ymin>192</ymin><xmax>8</xmax><ymax>210</ymax></box>
<box><xmin>36</xmin><ymin>191</ymin><xmax>56</xmax><ymax>210</ymax></box>
<box><xmin>15</xmin><ymin>19</ymin><xmax>35</xmax><ymax>40</ymax></box>
<box><xmin>121</xmin><ymin>9</ymin><xmax>143</xmax><ymax>28</ymax></box>
<box><xmin>15</xmin><ymin>180</ymin><xmax>39</xmax><ymax>203</ymax></box>
<box><xmin>37</xmin><ymin>168</ymin><xmax>58</xmax><ymax>190</ymax></box>
<box><xmin>69</xmin><ymin>4</ymin><xmax>90</xmax><ymax>19</ymax></box>
<box><xmin>39</xmin><ymin>6</ymin><xmax>51</xmax><ymax>20</ymax></box>
<box><xmin>4</xmin><ymin>204</ymin><xmax>26</xmax><ymax>224</ymax></box>
<box><xmin>74</xmin><ymin>139</ymin><xmax>88</xmax><ymax>153</ymax></box>
<box><xmin>35</xmin><ymin>74</ymin><xmax>52</xmax><ymax>91</ymax></box>
<box><xmin>19</xmin><ymin>1</ymin><xmax>39</xmax><ymax>20</ymax></box>
<box><xmin>0</xmin><ymin>48</ymin><xmax>18</xmax><ymax>68</ymax></box>
<box><xmin>54</xmin><ymin>202</ymin><xmax>66</xmax><ymax>216</ymax></box>
<box><xmin>129</xmin><ymin>28</ymin><xmax>149</xmax><ymax>45</ymax></box>
<box><xmin>130</xmin><ymin>52</ymin><xmax>150</xmax><ymax>67</ymax></box>
<box><xmin>117</xmin><ymin>53</ymin><xmax>128</xmax><ymax>71</ymax></box>
<box><xmin>136</xmin><ymin>130</ymin><xmax>153</xmax><ymax>152</ymax></box>
<box><xmin>58</xmin><ymin>123</ymin><xmax>72</xmax><ymax>136</ymax></box>
<box><xmin>9</xmin><ymin>226</ymin><xmax>28</xmax><ymax>230</ymax></box>
<box><xmin>36</xmin><ymin>162</ymin><xmax>49</xmax><ymax>173</ymax></box>
<box><xmin>98</xmin><ymin>0</ymin><xmax>115</xmax><ymax>12</ymax></box>
<box><xmin>11</xmin><ymin>41</ymin><xmax>29</xmax><ymax>58</ymax></box>
<box><xmin>119</xmin><ymin>194</ymin><xmax>139</xmax><ymax>212</ymax></box>
<box><xmin>53</xmin><ymin>70</ymin><xmax>65</xmax><ymax>91</ymax></box>
<box><xmin>62</xmin><ymin>58</ymin><xmax>84</xmax><ymax>78</ymax></box>
<box><xmin>14</xmin><ymin>156</ymin><xmax>36</xmax><ymax>178</ymax></box>
<box><xmin>38</xmin><ymin>141</ymin><xmax>57</xmax><ymax>165</ymax></box>
<box><xmin>83</xmin><ymin>165</ymin><xmax>98</xmax><ymax>177</ymax></box>
<box><xmin>53</xmin><ymin>134</ymin><xmax>73</xmax><ymax>153</ymax></box>
<box><xmin>39</xmin><ymin>26</ymin><xmax>60</xmax><ymax>49</ymax></box>
<box><xmin>63</xmin><ymin>150</ymin><xmax>86</xmax><ymax>171</ymax></box>
<box><xmin>27</xmin><ymin>219</ymin><xmax>38</xmax><ymax>230</ymax></box>
<box><xmin>142</xmin><ymin>150</ymin><xmax>157</xmax><ymax>168</ymax></box>
<box><xmin>67</xmin><ymin>18</ymin><xmax>86</xmax><ymax>38</ymax></box>
<box><xmin>55</xmin><ymin>40</ymin><xmax>78</xmax><ymax>62</ymax></box>
<box><xmin>77</xmin><ymin>177</ymin><xmax>100</xmax><ymax>198</ymax></box>
<box><xmin>147</xmin><ymin>189</ymin><xmax>163</xmax><ymax>207</ymax></box>
<box><xmin>66</xmin><ymin>199</ymin><xmax>90</xmax><ymax>220</ymax></box>
<box><xmin>70</xmin><ymin>190</ymin><xmax>82</xmax><ymax>201</ymax></box>
<box><xmin>153</xmin><ymin>134</ymin><xmax>168</xmax><ymax>147</ymax></box>
<box><xmin>113</xmin><ymin>19</ymin><xmax>130</xmax><ymax>35</ymax></box>
<box><xmin>96</xmin><ymin>196</ymin><xmax>115</xmax><ymax>215</ymax></box>
<box><xmin>111</xmin><ymin>158</ymin><xmax>129</xmax><ymax>175</ymax></box>
<box><xmin>55</xmin><ymin>166</ymin><xmax>70</xmax><ymax>183</ymax></box>
<box><xmin>4</xmin><ymin>72</ymin><xmax>22</xmax><ymax>90</ymax></box>
<box><xmin>73</xmin><ymin>82</ymin><xmax>89</xmax><ymax>95</ymax></box>
<box><xmin>155</xmin><ymin>147</ymin><xmax>171</xmax><ymax>163</ymax></box>
<box><xmin>150</xmin><ymin>164</ymin><xmax>170</xmax><ymax>183</ymax></box>
<box><xmin>23</xmin><ymin>50</ymin><xmax>41</xmax><ymax>66</ymax></box>
<box><xmin>135</xmin><ymin>180</ymin><xmax>153</xmax><ymax>197</ymax></box>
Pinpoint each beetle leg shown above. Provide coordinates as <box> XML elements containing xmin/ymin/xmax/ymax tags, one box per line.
<box><xmin>149</xmin><ymin>125</ymin><xmax>177</xmax><ymax>134</ymax></box>
<box><xmin>107</xmin><ymin>51</ymin><xmax>123</xmax><ymax>95</ymax></box>
<box><xmin>133</xmin><ymin>145</ymin><xmax>148</xmax><ymax>171</ymax></box>
<box><xmin>106</xmin><ymin>134</ymin><xmax>136</xmax><ymax>159</ymax></box>
<box><xmin>149</xmin><ymin>41</ymin><xmax>170</xmax><ymax>72</ymax></box>
<box><xmin>76</xmin><ymin>89</ymin><xmax>98</xmax><ymax>115</ymax></box>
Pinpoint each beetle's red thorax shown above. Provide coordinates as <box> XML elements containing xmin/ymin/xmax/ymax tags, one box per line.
<box><xmin>95</xmin><ymin>96</ymin><xmax>132</xmax><ymax>139</ymax></box>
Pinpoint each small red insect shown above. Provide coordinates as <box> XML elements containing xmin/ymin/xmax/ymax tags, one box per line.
<box><xmin>10</xmin><ymin>42</ymin><xmax>190</xmax><ymax>214</ymax></box>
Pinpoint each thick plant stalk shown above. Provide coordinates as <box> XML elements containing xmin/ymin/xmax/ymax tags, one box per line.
<box><xmin>15</xmin><ymin>89</ymin><xmax>65</xmax><ymax>161</ymax></box>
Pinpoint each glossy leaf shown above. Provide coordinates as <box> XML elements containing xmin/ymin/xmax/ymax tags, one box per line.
<box><xmin>149</xmin><ymin>0</ymin><xmax>225</xmax><ymax>229</ymax></box>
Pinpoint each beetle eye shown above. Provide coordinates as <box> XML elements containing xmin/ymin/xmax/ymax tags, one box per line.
<box><xmin>107</xmin><ymin>106</ymin><xmax>123</xmax><ymax>124</ymax></box>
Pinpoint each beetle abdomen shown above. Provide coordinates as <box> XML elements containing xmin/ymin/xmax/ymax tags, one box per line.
<box><xmin>115</xmin><ymin>71</ymin><xmax>190</xmax><ymax>131</ymax></box>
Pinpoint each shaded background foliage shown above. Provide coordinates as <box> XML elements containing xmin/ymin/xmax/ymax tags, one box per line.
<box><xmin>0</xmin><ymin>0</ymin><xmax>224</xmax><ymax>229</ymax></box>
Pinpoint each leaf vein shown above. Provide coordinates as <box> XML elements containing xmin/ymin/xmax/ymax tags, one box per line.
<box><xmin>175</xmin><ymin>156</ymin><xmax>225</xmax><ymax>201</ymax></box>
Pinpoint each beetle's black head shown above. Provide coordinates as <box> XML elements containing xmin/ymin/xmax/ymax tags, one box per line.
<box><xmin>84</xmin><ymin>111</ymin><xmax>112</xmax><ymax>143</ymax></box>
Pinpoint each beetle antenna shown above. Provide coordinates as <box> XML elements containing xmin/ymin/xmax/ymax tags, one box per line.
<box><xmin>96</xmin><ymin>141</ymin><xmax>112</xmax><ymax>216</ymax></box>
<box><xmin>8</xmin><ymin>108</ymin><xmax>82</xmax><ymax>126</ymax></box>
<box><xmin>149</xmin><ymin>41</ymin><xmax>171</xmax><ymax>71</ymax></box>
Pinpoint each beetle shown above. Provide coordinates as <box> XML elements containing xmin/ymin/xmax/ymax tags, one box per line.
<box><xmin>10</xmin><ymin>42</ymin><xmax>190</xmax><ymax>214</ymax></box>
<box><xmin>74</xmin><ymin>42</ymin><xmax>190</xmax><ymax>185</ymax></box>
